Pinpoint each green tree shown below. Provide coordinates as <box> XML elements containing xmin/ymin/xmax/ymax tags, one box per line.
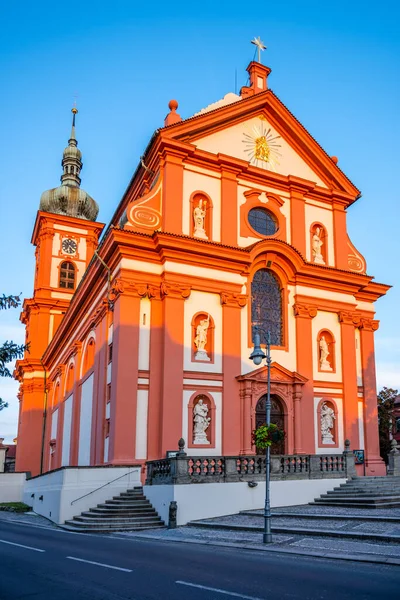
<box><xmin>378</xmin><ymin>386</ymin><xmax>398</xmax><ymax>463</ymax></box>
<box><xmin>0</xmin><ymin>294</ymin><xmax>28</xmax><ymax>411</ymax></box>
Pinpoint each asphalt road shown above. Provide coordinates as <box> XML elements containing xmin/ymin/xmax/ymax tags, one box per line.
<box><xmin>0</xmin><ymin>519</ymin><xmax>399</xmax><ymax>600</ymax></box>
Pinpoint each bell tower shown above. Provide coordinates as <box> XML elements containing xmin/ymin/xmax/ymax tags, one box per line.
<box><xmin>15</xmin><ymin>109</ymin><xmax>105</xmax><ymax>476</ymax></box>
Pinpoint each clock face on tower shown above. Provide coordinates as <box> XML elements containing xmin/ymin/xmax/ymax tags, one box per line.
<box><xmin>61</xmin><ymin>238</ymin><xmax>78</xmax><ymax>255</ymax></box>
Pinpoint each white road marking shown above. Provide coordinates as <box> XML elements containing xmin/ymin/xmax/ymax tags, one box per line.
<box><xmin>0</xmin><ymin>539</ymin><xmax>45</xmax><ymax>552</ymax></box>
<box><xmin>66</xmin><ymin>556</ymin><xmax>133</xmax><ymax>572</ymax></box>
<box><xmin>176</xmin><ymin>581</ymin><xmax>264</xmax><ymax>599</ymax></box>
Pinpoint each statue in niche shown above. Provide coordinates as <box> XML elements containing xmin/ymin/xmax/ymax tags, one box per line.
<box><xmin>319</xmin><ymin>335</ymin><xmax>333</xmax><ymax>371</ymax></box>
<box><xmin>193</xmin><ymin>398</ymin><xmax>211</xmax><ymax>444</ymax></box>
<box><xmin>320</xmin><ymin>401</ymin><xmax>335</xmax><ymax>444</ymax></box>
<box><xmin>312</xmin><ymin>226</ymin><xmax>325</xmax><ymax>265</ymax></box>
<box><xmin>193</xmin><ymin>199</ymin><xmax>208</xmax><ymax>239</ymax></box>
<box><xmin>194</xmin><ymin>314</ymin><xmax>211</xmax><ymax>361</ymax></box>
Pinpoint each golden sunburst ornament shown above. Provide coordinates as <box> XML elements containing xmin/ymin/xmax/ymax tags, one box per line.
<box><xmin>243</xmin><ymin>122</ymin><xmax>282</xmax><ymax>170</ymax></box>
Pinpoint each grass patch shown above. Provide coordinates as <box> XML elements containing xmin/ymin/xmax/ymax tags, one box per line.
<box><xmin>0</xmin><ymin>502</ymin><xmax>32</xmax><ymax>513</ymax></box>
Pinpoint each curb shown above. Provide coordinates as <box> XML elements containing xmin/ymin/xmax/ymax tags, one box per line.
<box><xmin>111</xmin><ymin>531</ymin><xmax>400</xmax><ymax>567</ymax></box>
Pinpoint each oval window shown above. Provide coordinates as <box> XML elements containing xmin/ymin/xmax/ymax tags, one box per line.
<box><xmin>248</xmin><ymin>208</ymin><xmax>278</xmax><ymax>236</ymax></box>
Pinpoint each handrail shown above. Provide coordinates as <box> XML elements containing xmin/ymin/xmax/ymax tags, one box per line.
<box><xmin>71</xmin><ymin>469</ymin><xmax>138</xmax><ymax>505</ymax></box>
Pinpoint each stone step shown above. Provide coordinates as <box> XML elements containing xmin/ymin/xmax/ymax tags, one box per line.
<box><xmin>112</xmin><ymin>495</ymin><xmax>146</xmax><ymax>500</ymax></box>
<box><xmin>73</xmin><ymin>516</ymin><xmax>162</xmax><ymax>525</ymax></box>
<box><xmin>80</xmin><ymin>511</ymin><xmax>159</xmax><ymax>520</ymax></box>
<box><xmin>103</xmin><ymin>500</ymin><xmax>153</xmax><ymax>507</ymax></box>
<box><xmin>188</xmin><ymin>520</ymin><xmax>400</xmax><ymax>544</ymax></box>
<box><xmin>63</xmin><ymin>521</ymin><xmax>165</xmax><ymax>532</ymax></box>
<box><xmin>240</xmin><ymin>511</ymin><xmax>400</xmax><ymax>523</ymax></box>
<box><xmin>89</xmin><ymin>507</ymin><xmax>158</xmax><ymax>516</ymax></box>
<box><xmin>324</xmin><ymin>488</ymin><xmax>400</xmax><ymax>498</ymax></box>
<box><xmin>317</xmin><ymin>494</ymin><xmax>400</xmax><ymax>502</ymax></box>
<box><xmin>310</xmin><ymin>500</ymin><xmax>400</xmax><ymax>508</ymax></box>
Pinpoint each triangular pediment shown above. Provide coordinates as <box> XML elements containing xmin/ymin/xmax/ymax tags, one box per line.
<box><xmin>163</xmin><ymin>90</ymin><xmax>359</xmax><ymax>196</ymax></box>
<box><xmin>237</xmin><ymin>361</ymin><xmax>308</xmax><ymax>384</ymax></box>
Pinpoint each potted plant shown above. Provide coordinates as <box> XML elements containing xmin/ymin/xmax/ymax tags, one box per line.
<box><xmin>252</xmin><ymin>423</ymin><xmax>285</xmax><ymax>451</ymax></box>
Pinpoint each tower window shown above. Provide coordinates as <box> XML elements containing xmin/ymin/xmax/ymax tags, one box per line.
<box><xmin>59</xmin><ymin>261</ymin><xmax>76</xmax><ymax>289</ymax></box>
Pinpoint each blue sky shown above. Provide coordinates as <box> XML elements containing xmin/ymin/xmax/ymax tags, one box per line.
<box><xmin>1</xmin><ymin>1</ymin><xmax>399</xmax><ymax>442</ymax></box>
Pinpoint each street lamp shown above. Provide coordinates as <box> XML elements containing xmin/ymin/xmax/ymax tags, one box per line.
<box><xmin>249</xmin><ymin>330</ymin><xmax>273</xmax><ymax>544</ymax></box>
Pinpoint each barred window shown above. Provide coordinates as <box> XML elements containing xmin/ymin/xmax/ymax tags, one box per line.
<box><xmin>248</xmin><ymin>208</ymin><xmax>277</xmax><ymax>236</ymax></box>
<box><xmin>59</xmin><ymin>261</ymin><xmax>76</xmax><ymax>289</ymax></box>
<box><xmin>251</xmin><ymin>269</ymin><xmax>283</xmax><ymax>346</ymax></box>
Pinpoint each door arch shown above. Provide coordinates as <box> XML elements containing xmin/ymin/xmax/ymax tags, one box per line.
<box><xmin>255</xmin><ymin>394</ymin><xmax>286</xmax><ymax>454</ymax></box>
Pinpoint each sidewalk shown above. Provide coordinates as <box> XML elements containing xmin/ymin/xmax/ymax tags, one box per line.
<box><xmin>113</xmin><ymin>505</ymin><xmax>400</xmax><ymax>567</ymax></box>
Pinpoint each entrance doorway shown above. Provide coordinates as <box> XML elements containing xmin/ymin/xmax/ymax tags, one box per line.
<box><xmin>255</xmin><ymin>395</ymin><xmax>285</xmax><ymax>455</ymax></box>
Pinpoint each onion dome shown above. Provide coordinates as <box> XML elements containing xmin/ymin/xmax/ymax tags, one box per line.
<box><xmin>39</xmin><ymin>108</ymin><xmax>99</xmax><ymax>221</ymax></box>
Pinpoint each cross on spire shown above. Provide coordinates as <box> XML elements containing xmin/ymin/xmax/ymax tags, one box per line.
<box><xmin>251</xmin><ymin>36</ymin><xmax>267</xmax><ymax>63</ymax></box>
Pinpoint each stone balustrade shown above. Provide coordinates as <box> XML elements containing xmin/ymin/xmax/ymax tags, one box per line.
<box><xmin>145</xmin><ymin>447</ymin><xmax>356</xmax><ymax>486</ymax></box>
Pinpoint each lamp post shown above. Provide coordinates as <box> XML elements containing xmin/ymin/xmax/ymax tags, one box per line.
<box><xmin>249</xmin><ymin>330</ymin><xmax>272</xmax><ymax>544</ymax></box>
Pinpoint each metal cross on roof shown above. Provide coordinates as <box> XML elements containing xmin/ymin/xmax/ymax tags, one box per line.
<box><xmin>251</xmin><ymin>36</ymin><xmax>267</xmax><ymax>63</ymax></box>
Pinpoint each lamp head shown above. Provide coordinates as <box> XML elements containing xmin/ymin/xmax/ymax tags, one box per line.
<box><xmin>249</xmin><ymin>332</ymin><xmax>266</xmax><ymax>365</ymax></box>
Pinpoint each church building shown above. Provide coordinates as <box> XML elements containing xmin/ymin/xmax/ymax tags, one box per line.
<box><xmin>14</xmin><ymin>55</ymin><xmax>389</xmax><ymax>479</ymax></box>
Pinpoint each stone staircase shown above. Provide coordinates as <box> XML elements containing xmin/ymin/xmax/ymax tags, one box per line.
<box><xmin>311</xmin><ymin>476</ymin><xmax>400</xmax><ymax>508</ymax></box>
<box><xmin>62</xmin><ymin>486</ymin><xmax>165</xmax><ymax>532</ymax></box>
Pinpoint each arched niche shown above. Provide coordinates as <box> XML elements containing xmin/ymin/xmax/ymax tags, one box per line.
<box><xmin>317</xmin><ymin>399</ymin><xmax>339</xmax><ymax>448</ymax></box>
<box><xmin>310</xmin><ymin>223</ymin><xmax>328</xmax><ymax>265</ymax></box>
<box><xmin>188</xmin><ymin>392</ymin><xmax>216</xmax><ymax>449</ymax></box>
<box><xmin>189</xmin><ymin>191</ymin><xmax>213</xmax><ymax>240</ymax></box>
<box><xmin>191</xmin><ymin>312</ymin><xmax>215</xmax><ymax>363</ymax></box>
<box><xmin>317</xmin><ymin>329</ymin><xmax>336</xmax><ymax>373</ymax></box>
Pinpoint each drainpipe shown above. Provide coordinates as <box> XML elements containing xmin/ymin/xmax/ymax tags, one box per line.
<box><xmin>39</xmin><ymin>358</ymin><xmax>48</xmax><ymax>475</ymax></box>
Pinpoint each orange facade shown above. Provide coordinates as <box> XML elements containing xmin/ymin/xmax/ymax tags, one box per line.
<box><xmin>15</xmin><ymin>61</ymin><xmax>389</xmax><ymax>477</ymax></box>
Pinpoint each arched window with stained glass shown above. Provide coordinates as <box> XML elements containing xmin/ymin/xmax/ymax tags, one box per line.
<box><xmin>251</xmin><ymin>269</ymin><xmax>283</xmax><ymax>347</ymax></box>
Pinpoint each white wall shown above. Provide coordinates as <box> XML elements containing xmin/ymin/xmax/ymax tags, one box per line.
<box><xmin>61</xmin><ymin>394</ymin><xmax>73</xmax><ymax>467</ymax></box>
<box><xmin>144</xmin><ymin>478</ymin><xmax>347</xmax><ymax>526</ymax></box>
<box><xmin>138</xmin><ymin>297</ymin><xmax>151</xmax><ymax>371</ymax></box>
<box><xmin>78</xmin><ymin>374</ymin><xmax>94</xmax><ymax>466</ymax></box>
<box><xmin>23</xmin><ymin>467</ymin><xmax>141</xmax><ymax>524</ymax></box>
<box><xmin>0</xmin><ymin>473</ymin><xmax>26</xmax><ymax>503</ymax></box>
<box><xmin>135</xmin><ymin>389</ymin><xmax>148</xmax><ymax>459</ymax></box>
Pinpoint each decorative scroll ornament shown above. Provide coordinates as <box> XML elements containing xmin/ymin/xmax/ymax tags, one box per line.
<box><xmin>320</xmin><ymin>402</ymin><xmax>335</xmax><ymax>445</ymax></box>
<box><xmin>360</xmin><ymin>318</ymin><xmax>379</xmax><ymax>332</ymax></box>
<box><xmin>293</xmin><ymin>303</ymin><xmax>317</xmax><ymax>319</ymax></box>
<box><xmin>160</xmin><ymin>282</ymin><xmax>191</xmax><ymax>299</ymax></box>
<box><xmin>319</xmin><ymin>336</ymin><xmax>332</xmax><ymax>372</ymax></box>
<box><xmin>193</xmin><ymin>398</ymin><xmax>211</xmax><ymax>444</ymax></box>
<box><xmin>312</xmin><ymin>227</ymin><xmax>325</xmax><ymax>265</ymax></box>
<box><xmin>220</xmin><ymin>292</ymin><xmax>247</xmax><ymax>308</ymax></box>
<box><xmin>338</xmin><ymin>311</ymin><xmax>361</xmax><ymax>326</ymax></box>
<box><xmin>193</xmin><ymin>199</ymin><xmax>208</xmax><ymax>240</ymax></box>
<box><xmin>194</xmin><ymin>314</ymin><xmax>210</xmax><ymax>361</ymax></box>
